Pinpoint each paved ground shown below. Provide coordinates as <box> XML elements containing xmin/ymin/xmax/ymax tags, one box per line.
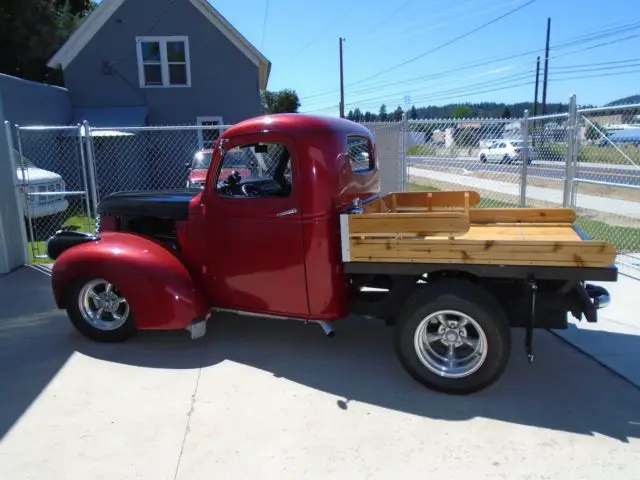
<box><xmin>407</xmin><ymin>166</ymin><xmax>640</xmax><ymax>217</ymax></box>
<box><xmin>1</xmin><ymin>267</ymin><xmax>640</xmax><ymax>479</ymax></box>
<box><xmin>554</xmin><ymin>273</ymin><xmax>640</xmax><ymax>388</ymax></box>
<box><xmin>408</xmin><ymin>156</ymin><xmax>640</xmax><ymax>186</ymax></box>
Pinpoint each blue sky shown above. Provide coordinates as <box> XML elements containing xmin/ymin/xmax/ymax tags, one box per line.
<box><xmin>210</xmin><ymin>0</ymin><xmax>640</xmax><ymax>115</ymax></box>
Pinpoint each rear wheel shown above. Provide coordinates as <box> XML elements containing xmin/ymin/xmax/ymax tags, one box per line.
<box><xmin>393</xmin><ymin>279</ymin><xmax>511</xmax><ymax>395</ymax></box>
<box><xmin>65</xmin><ymin>277</ymin><xmax>137</xmax><ymax>342</ymax></box>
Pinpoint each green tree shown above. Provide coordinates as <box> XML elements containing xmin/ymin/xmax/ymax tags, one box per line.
<box><xmin>379</xmin><ymin>104</ymin><xmax>388</xmax><ymax>121</ymax></box>
<box><xmin>452</xmin><ymin>105</ymin><xmax>473</xmax><ymax>119</ymax></box>
<box><xmin>364</xmin><ymin>111</ymin><xmax>373</xmax><ymax>122</ymax></box>
<box><xmin>409</xmin><ymin>105</ymin><xmax>418</xmax><ymax>120</ymax></box>
<box><xmin>346</xmin><ymin>110</ymin><xmax>354</xmax><ymax>120</ymax></box>
<box><xmin>0</xmin><ymin>0</ymin><xmax>96</xmax><ymax>84</ymax></box>
<box><xmin>393</xmin><ymin>106</ymin><xmax>404</xmax><ymax>121</ymax></box>
<box><xmin>586</xmin><ymin>121</ymin><xmax>606</xmax><ymax>141</ymax></box>
<box><xmin>352</xmin><ymin>108</ymin><xmax>363</xmax><ymax>122</ymax></box>
<box><xmin>260</xmin><ymin>89</ymin><xmax>301</xmax><ymax>114</ymax></box>
<box><xmin>501</xmin><ymin>107</ymin><xmax>512</xmax><ymax>118</ymax></box>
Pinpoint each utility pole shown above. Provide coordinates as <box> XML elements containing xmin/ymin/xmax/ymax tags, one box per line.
<box><xmin>533</xmin><ymin>56</ymin><xmax>540</xmax><ymax>116</ymax></box>
<box><xmin>541</xmin><ymin>17</ymin><xmax>551</xmax><ymax>114</ymax></box>
<box><xmin>339</xmin><ymin>37</ymin><xmax>345</xmax><ymax>118</ymax></box>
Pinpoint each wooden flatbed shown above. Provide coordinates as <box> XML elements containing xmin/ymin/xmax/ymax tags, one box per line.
<box><xmin>340</xmin><ymin>191</ymin><xmax>617</xmax><ymax>268</ymax></box>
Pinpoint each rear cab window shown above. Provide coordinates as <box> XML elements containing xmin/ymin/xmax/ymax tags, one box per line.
<box><xmin>347</xmin><ymin>136</ymin><xmax>375</xmax><ymax>173</ymax></box>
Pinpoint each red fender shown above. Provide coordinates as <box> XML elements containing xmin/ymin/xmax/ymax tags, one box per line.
<box><xmin>51</xmin><ymin>232</ymin><xmax>208</xmax><ymax>330</ymax></box>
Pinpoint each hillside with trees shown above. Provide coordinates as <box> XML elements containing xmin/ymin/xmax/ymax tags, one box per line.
<box><xmin>347</xmin><ymin>101</ymin><xmax>575</xmax><ymax>122</ymax></box>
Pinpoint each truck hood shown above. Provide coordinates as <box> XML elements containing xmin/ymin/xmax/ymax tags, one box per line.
<box><xmin>15</xmin><ymin>166</ymin><xmax>63</xmax><ymax>185</ymax></box>
<box><xmin>97</xmin><ymin>190</ymin><xmax>201</xmax><ymax>220</ymax></box>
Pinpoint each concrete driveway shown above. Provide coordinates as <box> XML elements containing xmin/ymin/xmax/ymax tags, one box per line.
<box><xmin>1</xmin><ymin>267</ymin><xmax>639</xmax><ymax>480</ymax></box>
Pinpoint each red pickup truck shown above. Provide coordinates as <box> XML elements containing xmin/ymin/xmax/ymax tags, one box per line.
<box><xmin>46</xmin><ymin>113</ymin><xmax>616</xmax><ymax>395</ymax></box>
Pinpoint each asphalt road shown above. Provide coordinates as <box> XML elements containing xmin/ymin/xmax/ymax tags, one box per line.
<box><xmin>408</xmin><ymin>156</ymin><xmax>640</xmax><ymax>187</ymax></box>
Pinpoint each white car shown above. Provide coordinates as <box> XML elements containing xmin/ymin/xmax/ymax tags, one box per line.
<box><xmin>478</xmin><ymin>140</ymin><xmax>536</xmax><ymax>165</ymax></box>
<box><xmin>14</xmin><ymin>155</ymin><xmax>69</xmax><ymax>219</ymax></box>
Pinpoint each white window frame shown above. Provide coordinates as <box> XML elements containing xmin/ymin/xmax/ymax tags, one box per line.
<box><xmin>136</xmin><ymin>35</ymin><xmax>191</xmax><ymax>88</ymax></box>
<box><xmin>197</xmin><ymin>116</ymin><xmax>224</xmax><ymax>150</ymax></box>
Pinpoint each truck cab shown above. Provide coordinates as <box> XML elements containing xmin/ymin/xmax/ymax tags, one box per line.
<box><xmin>46</xmin><ymin>113</ymin><xmax>616</xmax><ymax>396</ymax></box>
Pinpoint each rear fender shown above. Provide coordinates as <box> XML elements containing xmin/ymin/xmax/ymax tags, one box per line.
<box><xmin>51</xmin><ymin>232</ymin><xmax>207</xmax><ymax>330</ymax></box>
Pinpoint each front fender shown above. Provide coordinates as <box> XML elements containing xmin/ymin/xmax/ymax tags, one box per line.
<box><xmin>51</xmin><ymin>232</ymin><xmax>207</xmax><ymax>330</ymax></box>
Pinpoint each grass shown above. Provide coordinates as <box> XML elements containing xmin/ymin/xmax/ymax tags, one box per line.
<box><xmin>407</xmin><ymin>182</ymin><xmax>640</xmax><ymax>252</ymax></box>
<box><xmin>28</xmin><ymin>214</ymin><xmax>96</xmax><ymax>263</ymax></box>
<box><xmin>407</xmin><ymin>141</ymin><xmax>640</xmax><ymax>165</ymax></box>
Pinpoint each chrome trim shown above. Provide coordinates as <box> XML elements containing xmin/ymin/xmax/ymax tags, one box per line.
<box><xmin>277</xmin><ymin>208</ymin><xmax>298</xmax><ymax>216</ymax></box>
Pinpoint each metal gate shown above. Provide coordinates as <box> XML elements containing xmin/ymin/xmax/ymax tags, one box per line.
<box><xmin>12</xmin><ymin>124</ymin><xmax>96</xmax><ymax>263</ymax></box>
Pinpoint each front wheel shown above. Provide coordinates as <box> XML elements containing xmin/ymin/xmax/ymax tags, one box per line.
<box><xmin>65</xmin><ymin>277</ymin><xmax>137</xmax><ymax>342</ymax></box>
<box><xmin>393</xmin><ymin>279</ymin><xmax>511</xmax><ymax>395</ymax></box>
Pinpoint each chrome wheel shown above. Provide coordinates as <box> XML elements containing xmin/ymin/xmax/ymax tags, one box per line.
<box><xmin>413</xmin><ymin>310</ymin><xmax>488</xmax><ymax>379</ymax></box>
<box><xmin>78</xmin><ymin>279</ymin><xmax>130</xmax><ymax>331</ymax></box>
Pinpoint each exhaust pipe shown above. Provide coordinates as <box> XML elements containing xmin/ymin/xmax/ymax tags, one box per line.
<box><xmin>314</xmin><ymin>320</ymin><xmax>335</xmax><ymax>337</ymax></box>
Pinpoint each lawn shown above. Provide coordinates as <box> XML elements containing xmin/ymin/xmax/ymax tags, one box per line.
<box><xmin>28</xmin><ymin>214</ymin><xmax>95</xmax><ymax>263</ymax></box>
<box><xmin>407</xmin><ymin>182</ymin><xmax>640</xmax><ymax>252</ymax></box>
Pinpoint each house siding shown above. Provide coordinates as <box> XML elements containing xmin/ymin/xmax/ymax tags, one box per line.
<box><xmin>63</xmin><ymin>0</ymin><xmax>261</xmax><ymax>125</ymax></box>
<box><xmin>0</xmin><ymin>74</ymin><xmax>72</xmax><ymax>126</ymax></box>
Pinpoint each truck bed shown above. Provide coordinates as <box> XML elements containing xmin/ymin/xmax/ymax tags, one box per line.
<box><xmin>340</xmin><ymin>191</ymin><xmax>616</xmax><ymax>268</ymax></box>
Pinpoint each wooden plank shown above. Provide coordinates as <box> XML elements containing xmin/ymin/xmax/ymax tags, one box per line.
<box><xmin>459</xmin><ymin>224</ymin><xmax>581</xmax><ymax>241</ymax></box>
<box><xmin>389</xmin><ymin>190</ymin><xmax>481</xmax><ymax>211</ymax></box>
<box><xmin>348</xmin><ymin>212</ymin><xmax>470</xmax><ymax>237</ymax></box>
<box><xmin>349</xmin><ymin>238</ymin><xmax>616</xmax><ymax>267</ymax></box>
<box><xmin>469</xmin><ymin>208</ymin><xmax>577</xmax><ymax>224</ymax></box>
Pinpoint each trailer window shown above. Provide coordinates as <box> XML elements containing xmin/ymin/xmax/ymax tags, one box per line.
<box><xmin>347</xmin><ymin>136</ymin><xmax>374</xmax><ymax>172</ymax></box>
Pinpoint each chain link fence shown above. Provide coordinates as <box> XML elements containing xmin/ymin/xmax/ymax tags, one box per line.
<box><xmin>571</xmin><ymin>104</ymin><xmax>640</xmax><ymax>273</ymax></box>
<box><xmin>10</xmin><ymin>100</ymin><xmax>640</xmax><ymax>273</ymax></box>
<box><xmin>14</xmin><ymin>125</ymin><xmax>93</xmax><ymax>262</ymax></box>
<box><xmin>405</xmin><ymin>117</ymin><xmax>533</xmax><ymax>207</ymax></box>
<box><xmin>88</xmin><ymin>124</ymin><xmax>230</xmax><ymax>198</ymax></box>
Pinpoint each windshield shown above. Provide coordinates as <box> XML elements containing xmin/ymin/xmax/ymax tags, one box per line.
<box><xmin>192</xmin><ymin>151</ymin><xmax>212</xmax><ymax>169</ymax></box>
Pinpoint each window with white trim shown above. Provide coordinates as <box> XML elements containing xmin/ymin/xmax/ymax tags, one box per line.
<box><xmin>197</xmin><ymin>116</ymin><xmax>224</xmax><ymax>149</ymax></box>
<box><xmin>136</xmin><ymin>36</ymin><xmax>191</xmax><ymax>87</ymax></box>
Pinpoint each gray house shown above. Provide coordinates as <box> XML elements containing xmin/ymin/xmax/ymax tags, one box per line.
<box><xmin>48</xmin><ymin>0</ymin><xmax>270</xmax><ymax>133</ymax></box>
<box><xmin>40</xmin><ymin>0</ymin><xmax>272</xmax><ymax>195</ymax></box>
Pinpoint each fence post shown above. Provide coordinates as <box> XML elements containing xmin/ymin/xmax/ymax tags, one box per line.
<box><xmin>15</xmin><ymin>125</ymin><xmax>37</xmax><ymax>261</ymax></box>
<box><xmin>3</xmin><ymin>120</ymin><xmax>29</xmax><ymax>267</ymax></box>
<box><xmin>563</xmin><ymin>94</ymin><xmax>577</xmax><ymax>207</ymax></box>
<box><xmin>400</xmin><ymin>112</ymin><xmax>408</xmax><ymax>191</ymax></box>
<box><xmin>83</xmin><ymin>120</ymin><xmax>99</xmax><ymax>223</ymax></box>
<box><xmin>77</xmin><ymin>123</ymin><xmax>93</xmax><ymax>232</ymax></box>
<box><xmin>519</xmin><ymin>109</ymin><xmax>530</xmax><ymax>207</ymax></box>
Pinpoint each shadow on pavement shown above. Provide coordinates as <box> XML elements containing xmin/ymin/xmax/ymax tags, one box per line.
<box><xmin>1</xmin><ymin>266</ymin><xmax>639</xmax><ymax>443</ymax></box>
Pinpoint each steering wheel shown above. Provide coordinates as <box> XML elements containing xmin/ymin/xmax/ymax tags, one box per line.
<box><xmin>241</xmin><ymin>184</ymin><xmax>261</xmax><ymax>197</ymax></box>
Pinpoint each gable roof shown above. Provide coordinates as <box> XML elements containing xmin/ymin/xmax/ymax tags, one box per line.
<box><xmin>47</xmin><ymin>0</ymin><xmax>271</xmax><ymax>90</ymax></box>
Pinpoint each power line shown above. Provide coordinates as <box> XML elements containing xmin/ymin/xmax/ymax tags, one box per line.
<box><xmin>365</xmin><ymin>0</ymin><xmax>414</xmax><ymax>35</ymax></box>
<box><xmin>302</xmin><ymin>19</ymin><xmax>640</xmax><ymax>102</ymax></box>
<box><xmin>302</xmin><ymin>28</ymin><xmax>640</xmax><ymax>109</ymax></box>
<box><xmin>260</xmin><ymin>0</ymin><xmax>270</xmax><ymax>50</ymax></box>
<box><xmin>344</xmin><ymin>0</ymin><xmax>540</xmax><ymax>88</ymax></box>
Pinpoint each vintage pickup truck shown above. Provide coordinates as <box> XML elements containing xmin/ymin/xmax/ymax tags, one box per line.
<box><xmin>46</xmin><ymin>113</ymin><xmax>616</xmax><ymax>395</ymax></box>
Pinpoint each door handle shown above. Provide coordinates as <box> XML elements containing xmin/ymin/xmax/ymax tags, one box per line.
<box><xmin>277</xmin><ymin>208</ymin><xmax>298</xmax><ymax>217</ymax></box>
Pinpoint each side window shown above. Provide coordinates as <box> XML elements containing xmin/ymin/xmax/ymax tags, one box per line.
<box><xmin>215</xmin><ymin>142</ymin><xmax>292</xmax><ymax>198</ymax></box>
<box><xmin>347</xmin><ymin>136</ymin><xmax>374</xmax><ymax>173</ymax></box>
<box><xmin>498</xmin><ymin>142</ymin><xmax>506</xmax><ymax>149</ymax></box>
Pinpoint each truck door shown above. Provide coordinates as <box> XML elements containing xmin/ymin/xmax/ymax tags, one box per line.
<box><xmin>201</xmin><ymin>132</ymin><xmax>309</xmax><ymax>317</ymax></box>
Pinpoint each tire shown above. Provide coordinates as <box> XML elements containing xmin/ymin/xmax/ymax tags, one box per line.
<box><xmin>393</xmin><ymin>279</ymin><xmax>511</xmax><ymax>395</ymax></box>
<box><xmin>65</xmin><ymin>277</ymin><xmax>137</xmax><ymax>342</ymax></box>
<box><xmin>479</xmin><ymin>154</ymin><xmax>487</xmax><ymax>163</ymax></box>
<box><xmin>502</xmin><ymin>155</ymin><xmax>510</xmax><ymax>164</ymax></box>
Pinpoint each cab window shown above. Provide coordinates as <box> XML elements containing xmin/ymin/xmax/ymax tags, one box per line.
<box><xmin>215</xmin><ymin>142</ymin><xmax>292</xmax><ymax>198</ymax></box>
<box><xmin>347</xmin><ymin>136</ymin><xmax>375</xmax><ymax>173</ymax></box>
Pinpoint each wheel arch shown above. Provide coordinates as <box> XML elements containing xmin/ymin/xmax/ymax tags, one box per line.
<box><xmin>51</xmin><ymin>232</ymin><xmax>208</xmax><ymax>330</ymax></box>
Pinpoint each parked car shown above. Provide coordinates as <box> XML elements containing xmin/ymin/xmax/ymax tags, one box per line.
<box><xmin>186</xmin><ymin>149</ymin><xmax>251</xmax><ymax>189</ymax></box>
<box><xmin>14</xmin><ymin>152</ymin><xmax>68</xmax><ymax>219</ymax></box>
<box><xmin>478</xmin><ymin>140</ymin><xmax>536</xmax><ymax>164</ymax></box>
<box><xmin>45</xmin><ymin>113</ymin><xmax>615</xmax><ymax>396</ymax></box>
